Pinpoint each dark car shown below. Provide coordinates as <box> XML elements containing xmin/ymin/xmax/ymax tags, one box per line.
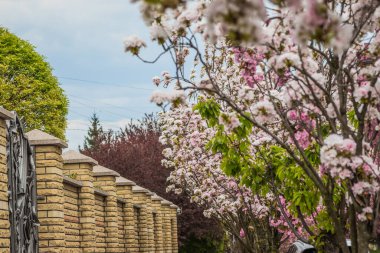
<box><xmin>286</xmin><ymin>241</ymin><xmax>317</xmax><ymax>253</ymax></box>
<box><xmin>287</xmin><ymin>240</ymin><xmax>354</xmax><ymax>253</ymax></box>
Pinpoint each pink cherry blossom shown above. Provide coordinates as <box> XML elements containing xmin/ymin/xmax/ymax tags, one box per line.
<box><xmin>287</xmin><ymin>110</ymin><xmax>298</xmax><ymax>121</ymax></box>
<box><xmin>128</xmin><ymin>0</ymin><xmax>380</xmax><ymax>249</ymax></box>
<box><xmin>294</xmin><ymin>130</ymin><xmax>311</xmax><ymax>149</ymax></box>
<box><xmin>240</xmin><ymin>228</ymin><xmax>246</xmax><ymax>238</ymax></box>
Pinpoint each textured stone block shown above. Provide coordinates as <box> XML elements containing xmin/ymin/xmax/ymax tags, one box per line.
<box><xmin>35</xmin><ymin>146</ymin><xmax>61</xmax><ymax>153</ymax></box>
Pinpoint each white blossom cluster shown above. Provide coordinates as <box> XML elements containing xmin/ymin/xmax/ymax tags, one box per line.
<box><xmin>150</xmin><ymin>90</ymin><xmax>186</xmax><ymax>106</ymax></box>
<box><xmin>127</xmin><ymin>0</ymin><xmax>380</xmax><ymax>246</ymax></box>
<box><xmin>123</xmin><ymin>35</ymin><xmax>146</xmax><ymax>55</ymax></box>
<box><xmin>159</xmin><ymin>106</ymin><xmax>270</xmax><ymax>221</ymax></box>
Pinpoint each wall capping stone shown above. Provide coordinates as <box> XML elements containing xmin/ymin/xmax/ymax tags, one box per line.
<box><xmin>93</xmin><ymin>165</ymin><xmax>120</xmax><ymax>177</ymax></box>
<box><xmin>161</xmin><ymin>200</ymin><xmax>172</xmax><ymax>206</ymax></box>
<box><xmin>25</xmin><ymin>129</ymin><xmax>68</xmax><ymax>148</ymax></box>
<box><xmin>63</xmin><ymin>175</ymin><xmax>83</xmax><ymax>187</ymax></box>
<box><xmin>116</xmin><ymin>197</ymin><xmax>126</xmax><ymax>204</ymax></box>
<box><xmin>94</xmin><ymin>188</ymin><xmax>109</xmax><ymax>197</ymax></box>
<box><xmin>133</xmin><ymin>204</ymin><xmax>142</xmax><ymax>209</ymax></box>
<box><xmin>145</xmin><ymin>191</ymin><xmax>154</xmax><ymax>196</ymax></box>
<box><xmin>0</xmin><ymin>107</ymin><xmax>14</xmax><ymax>120</ymax></box>
<box><xmin>62</xmin><ymin>150</ymin><xmax>98</xmax><ymax>165</ymax></box>
<box><xmin>151</xmin><ymin>194</ymin><xmax>163</xmax><ymax>201</ymax></box>
<box><xmin>170</xmin><ymin>204</ymin><xmax>179</xmax><ymax>209</ymax></box>
<box><xmin>115</xmin><ymin>176</ymin><xmax>136</xmax><ymax>186</ymax></box>
<box><xmin>132</xmin><ymin>185</ymin><xmax>150</xmax><ymax>194</ymax></box>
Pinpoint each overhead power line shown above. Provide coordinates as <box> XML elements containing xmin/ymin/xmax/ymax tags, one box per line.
<box><xmin>66</xmin><ymin>128</ymin><xmax>88</xmax><ymax>132</ymax></box>
<box><xmin>58</xmin><ymin>76</ymin><xmax>155</xmax><ymax>91</ymax></box>
<box><xmin>68</xmin><ymin>93</ymin><xmax>147</xmax><ymax>114</ymax></box>
<box><xmin>69</xmin><ymin>97</ymin><xmax>139</xmax><ymax>119</ymax></box>
<box><xmin>69</xmin><ymin>109</ymin><xmax>92</xmax><ymax>119</ymax></box>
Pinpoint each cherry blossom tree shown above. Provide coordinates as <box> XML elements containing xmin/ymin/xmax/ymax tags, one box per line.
<box><xmin>159</xmin><ymin>107</ymin><xmax>280</xmax><ymax>252</ymax></box>
<box><xmin>81</xmin><ymin>114</ymin><xmax>225</xmax><ymax>252</ymax></box>
<box><xmin>124</xmin><ymin>1</ymin><xmax>380</xmax><ymax>252</ymax></box>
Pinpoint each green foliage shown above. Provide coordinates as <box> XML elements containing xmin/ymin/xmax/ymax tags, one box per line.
<box><xmin>194</xmin><ymin>98</ymin><xmax>220</xmax><ymax>127</ymax></box>
<box><xmin>314</xmin><ymin>209</ymin><xmax>334</xmax><ymax>233</ymax></box>
<box><xmin>274</xmin><ymin>145</ymin><xmax>320</xmax><ymax>214</ymax></box>
<box><xmin>83</xmin><ymin>113</ymin><xmax>104</xmax><ymax>150</ymax></box>
<box><xmin>348</xmin><ymin>109</ymin><xmax>359</xmax><ymax>129</ymax></box>
<box><xmin>194</xmin><ymin>98</ymin><xmax>338</xmax><ymax>240</ymax></box>
<box><xmin>67</xmin><ymin>172</ymin><xmax>78</xmax><ymax>180</ymax></box>
<box><xmin>179</xmin><ymin>235</ymin><xmax>226</xmax><ymax>253</ymax></box>
<box><xmin>0</xmin><ymin>27</ymin><xmax>68</xmax><ymax>139</ymax></box>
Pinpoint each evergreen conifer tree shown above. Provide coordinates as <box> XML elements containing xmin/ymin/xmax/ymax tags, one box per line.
<box><xmin>83</xmin><ymin>113</ymin><xmax>103</xmax><ymax>150</ymax></box>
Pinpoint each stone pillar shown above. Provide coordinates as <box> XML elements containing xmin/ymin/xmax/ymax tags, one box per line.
<box><xmin>116</xmin><ymin>176</ymin><xmax>136</xmax><ymax>253</ymax></box>
<box><xmin>0</xmin><ymin>108</ymin><xmax>13</xmax><ymax>252</ymax></box>
<box><xmin>151</xmin><ymin>194</ymin><xmax>164</xmax><ymax>253</ymax></box>
<box><xmin>132</xmin><ymin>186</ymin><xmax>154</xmax><ymax>253</ymax></box>
<box><xmin>26</xmin><ymin>129</ymin><xmax>68</xmax><ymax>252</ymax></box>
<box><xmin>161</xmin><ymin>200</ymin><xmax>173</xmax><ymax>253</ymax></box>
<box><xmin>169</xmin><ymin>205</ymin><xmax>179</xmax><ymax>253</ymax></box>
<box><xmin>145</xmin><ymin>191</ymin><xmax>155</xmax><ymax>252</ymax></box>
<box><xmin>62</xmin><ymin>150</ymin><xmax>98</xmax><ymax>253</ymax></box>
<box><xmin>93</xmin><ymin>165</ymin><xmax>120</xmax><ymax>253</ymax></box>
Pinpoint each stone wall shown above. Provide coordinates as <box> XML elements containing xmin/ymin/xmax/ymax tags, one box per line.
<box><xmin>0</xmin><ymin>109</ymin><xmax>179</xmax><ymax>253</ymax></box>
<box><xmin>63</xmin><ymin>182</ymin><xmax>82</xmax><ymax>251</ymax></box>
<box><xmin>0</xmin><ymin>108</ymin><xmax>12</xmax><ymax>253</ymax></box>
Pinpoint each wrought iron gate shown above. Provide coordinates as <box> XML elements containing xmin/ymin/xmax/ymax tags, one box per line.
<box><xmin>7</xmin><ymin>115</ymin><xmax>39</xmax><ymax>253</ymax></box>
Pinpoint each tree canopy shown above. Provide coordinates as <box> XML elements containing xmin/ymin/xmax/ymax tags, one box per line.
<box><xmin>83</xmin><ymin>113</ymin><xmax>103</xmax><ymax>150</ymax></box>
<box><xmin>126</xmin><ymin>1</ymin><xmax>380</xmax><ymax>252</ymax></box>
<box><xmin>0</xmin><ymin>27</ymin><xmax>68</xmax><ymax>139</ymax></box>
<box><xmin>81</xmin><ymin>114</ymin><xmax>225</xmax><ymax>252</ymax></box>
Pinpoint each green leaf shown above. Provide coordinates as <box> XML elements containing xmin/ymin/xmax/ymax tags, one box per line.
<box><xmin>0</xmin><ymin>28</ymin><xmax>68</xmax><ymax>139</ymax></box>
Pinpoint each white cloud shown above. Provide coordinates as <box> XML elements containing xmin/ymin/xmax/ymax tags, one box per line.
<box><xmin>0</xmin><ymin>0</ymin><xmax>141</xmax><ymax>51</ymax></box>
<box><xmin>0</xmin><ymin>0</ymin><xmax>170</xmax><ymax>149</ymax></box>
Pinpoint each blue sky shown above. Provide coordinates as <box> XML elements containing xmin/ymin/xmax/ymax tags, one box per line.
<box><xmin>0</xmin><ymin>0</ymin><xmax>172</xmax><ymax>149</ymax></box>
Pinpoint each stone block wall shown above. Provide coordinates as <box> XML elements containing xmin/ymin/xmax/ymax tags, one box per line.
<box><xmin>116</xmin><ymin>177</ymin><xmax>137</xmax><ymax>253</ymax></box>
<box><xmin>63</xmin><ymin>181</ymin><xmax>82</xmax><ymax>251</ymax></box>
<box><xmin>0</xmin><ymin>109</ymin><xmax>179</xmax><ymax>253</ymax></box>
<box><xmin>170</xmin><ymin>206</ymin><xmax>179</xmax><ymax>253</ymax></box>
<box><xmin>33</xmin><ymin>142</ymin><xmax>66</xmax><ymax>252</ymax></box>
<box><xmin>93</xmin><ymin>169</ymin><xmax>119</xmax><ymax>253</ymax></box>
<box><xmin>151</xmin><ymin>196</ymin><xmax>164</xmax><ymax>253</ymax></box>
<box><xmin>95</xmin><ymin>193</ymin><xmax>107</xmax><ymax>252</ymax></box>
<box><xmin>133</xmin><ymin>206</ymin><xmax>142</xmax><ymax>253</ymax></box>
<box><xmin>117</xmin><ymin>201</ymin><xmax>126</xmax><ymax>251</ymax></box>
<box><xmin>161</xmin><ymin>202</ymin><xmax>173</xmax><ymax>253</ymax></box>
<box><xmin>132</xmin><ymin>191</ymin><xmax>151</xmax><ymax>253</ymax></box>
<box><xmin>0</xmin><ymin>111</ymin><xmax>11</xmax><ymax>253</ymax></box>
<box><xmin>47</xmin><ymin>133</ymin><xmax>179</xmax><ymax>253</ymax></box>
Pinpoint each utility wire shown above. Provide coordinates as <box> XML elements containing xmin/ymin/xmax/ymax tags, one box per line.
<box><xmin>69</xmin><ymin>109</ymin><xmax>92</xmax><ymax>119</ymax></box>
<box><xmin>58</xmin><ymin>76</ymin><xmax>155</xmax><ymax>91</ymax></box>
<box><xmin>66</xmin><ymin>128</ymin><xmax>88</xmax><ymax>131</ymax></box>
<box><xmin>67</xmin><ymin>93</ymin><xmax>147</xmax><ymax>114</ymax></box>
<box><xmin>69</xmin><ymin>97</ymin><xmax>138</xmax><ymax>119</ymax></box>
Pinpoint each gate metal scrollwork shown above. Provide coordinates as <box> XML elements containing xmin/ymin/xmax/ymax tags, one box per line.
<box><xmin>7</xmin><ymin>115</ymin><xmax>39</xmax><ymax>253</ymax></box>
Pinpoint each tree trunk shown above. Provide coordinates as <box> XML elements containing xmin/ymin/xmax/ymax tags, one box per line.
<box><xmin>337</xmin><ymin>235</ymin><xmax>351</xmax><ymax>253</ymax></box>
<box><xmin>324</xmin><ymin>195</ymin><xmax>351</xmax><ymax>253</ymax></box>
<box><xmin>349</xmin><ymin>205</ymin><xmax>358</xmax><ymax>253</ymax></box>
<box><xmin>357</xmin><ymin>222</ymin><xmax>370</xmax><ymax>253</ymax></box>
